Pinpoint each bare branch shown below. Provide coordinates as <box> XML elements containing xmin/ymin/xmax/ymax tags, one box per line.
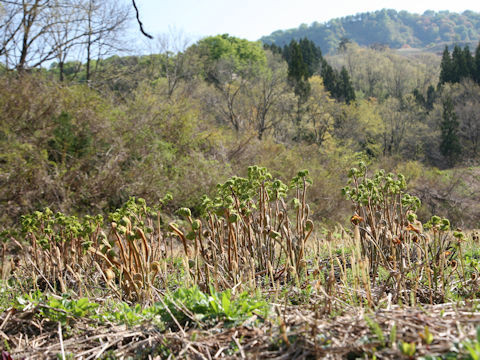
<box><xmin>131</xmin><ymin>0</ymin><xmax>152</xmax><ymax>39</ymax></box>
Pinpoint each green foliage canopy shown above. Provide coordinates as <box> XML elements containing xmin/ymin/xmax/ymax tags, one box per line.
<box><xmin>194</xmin><ymin>34</ymin><xmax>267</xmax><ymax>81</ymax></box>
<box><xmin>261</xmin><ymin>10</ymin><xmax>480</xmax><ymax>53</ymax></box>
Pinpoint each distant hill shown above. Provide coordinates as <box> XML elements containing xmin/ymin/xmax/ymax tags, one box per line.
<box><xmin>260</xmin><ymin>9</ymin><xmax>480</xmax><ymax>53</ymax></box>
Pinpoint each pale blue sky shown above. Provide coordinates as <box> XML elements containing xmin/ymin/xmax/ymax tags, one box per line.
<box><xmin>134</xmin><ymin>0</ymin><xmax>479</xmax><ymax>41</ymax></box>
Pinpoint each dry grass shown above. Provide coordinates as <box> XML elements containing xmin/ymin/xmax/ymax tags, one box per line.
<box><xmin>1</xmin><ymin>166</ymin><xmax>480</xmax><ymax>359</ymax></box>
<box><xmin>3</xmin><ymin>294</ymin><xmax>480</xmax><ymax>359</ymax></box>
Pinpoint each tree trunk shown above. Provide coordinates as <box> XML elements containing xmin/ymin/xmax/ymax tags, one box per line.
<box><xmin>59</xmin><ymin>60</ymin><xmax>64</xmax><ymax>81</ymax></box>
<box><xmin>86</xmin><ymin>38</ymin><xmax>91</xmax><ymax>82</ymax></box>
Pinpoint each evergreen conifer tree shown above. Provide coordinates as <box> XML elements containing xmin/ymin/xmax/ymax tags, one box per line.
<box><xmin>413</xmin><ymin>88</ymin><xmax>426</xmax><ymax>107</ymax></box>
<box><xmin>452</xmin><ymin>45</ymin><xmax>468</xmax><ymax>82</ymax></box>
<box><xmin>281</xmin><ymin>37</ymin><xmax>354</xmax><ymax>104</ymax></box>
<box><xmin>339</xmin><ymin>66</ymin><xmax>356</xmax><ymax>103</ymax></box>
<box><xmin>299</xmin><ymin>38</ymin><xmax>322</xmax><ymax>76</ymax></box>
<box><xmin>426</xmin><ymin>85</ymin><xmax>436</xmax><ymax>111</ymax></box>
<box><xmin>264</xmin><ymin>43</ymin><xmax>282</xmax><ymax>55</ymax></box>
<box><xmin>439</xmin><ymin>46</ymin><xmax>453</xmax><ymax>85</ymax></box>
<box><xmin>463</xmin><ymin>45</ymin><xmax>474</xmax><ymax>79</ymax></box>
<box><xmin>474</xmin><ymin>42</ymin><xmax>480</xmax><ymax>84</ymax></box>
<box><xmin>284</xmin><ymin>40</ymin><xmax>311</xmax><ymax>101</ymax></box>
<box><xmin>440</xmin><ymin>97</ymin><xmax>461</xmax><ymax>165</ymax></box>
<box><xmin>320</xmin><ymin>60</ymin><xmax>338</xmax><ymax>97</ymax></box>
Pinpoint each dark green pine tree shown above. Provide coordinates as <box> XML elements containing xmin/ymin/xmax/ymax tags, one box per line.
<box><xmin>284</xmin><ymin>40</ymin><xmax>311</xmax><ymax>101</ymax></box>
<box><xmin>413</xmin><ymin>86</ymin><xmax>436</xmax><ymax>111</ymax></box>
<box><xmin>463</xmin><ymin>45</ymin><xmax>474</xmax><ymax>79</ymax></box>
<box><xmin>440</xmin><ymin>97</ymin><xmax>461</xmax><ymax>165</ymax></box>
<box><xmin>339</xmin><ymin>66</ymin><xmax>356</xmax><ymax>103</ymax></box>
<box><xmin>474</xmin><ymin>42</ymin><xmax>480</xmax><ymax>85</ymax></box>
<box><xmin>338</xmin><ymin>37</ymin><xmax>351</xmax><ymax>53</ymax></box>
<box><xmin>426</xmin><ymin>85</ymin><xmax>436</xmax><ymax>111</ymax></box>
<box><xmin>320</xmin><ymin>60</ymin><xmax>338</xmax><ymax>97</ymax></box>
<box><xmin>439</xmin><ymin>46</ymin><xmax>454</xmax><ymax>85</ymax></box>
<box><xmin>413</xmin><ymin>88</ymin><xmax>426</xmax><ymax>107</ymax></box>
<box><xmin>452</xmin><ymin>45</ymin><xmax>467</xmax><ymax>82</ymax></box>
<box><xmin>299</xmin><ymin>38</ymin><xmax>323</xmax><ymax>77</ymax></box>
<box><xmin>263</xmin><ymin>43</ymin><xmax>282</xmax><ymax>55</ymax></box>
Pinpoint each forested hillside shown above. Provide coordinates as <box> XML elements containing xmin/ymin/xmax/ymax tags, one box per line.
<box><xmin>3</xmin><ymin>3</ymin><xmax>480</xmax><ymax>358</ymax></box>
<box><xmin>0</xmin><ymin>1</ymin><xmax>479</xmax><ymax>229</ymax></box>
<box><xmin>261</xmin><ymin>9</ymin><xmax>480</xmax><ymax>53</ymax></box>
<box><xmin>1</xmin><ymin>33</ymin><xmax>480</xmax><ymax>229</ymax></box>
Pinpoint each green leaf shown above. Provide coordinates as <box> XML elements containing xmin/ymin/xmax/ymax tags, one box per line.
<box><xmin>221</xmin><ymin>291</ymin><xmax>231</xmax><ymax>316</ymax></box>
<box><xmin>389</xmin><ymin>323</ymin><xmax>397</xmax><ymax>346</ymax></box>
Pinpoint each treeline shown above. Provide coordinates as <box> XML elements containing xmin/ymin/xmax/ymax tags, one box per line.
<box><xmin>439</xmin><ymin>44</ymin><xmax>480</xmax><ymax>85</ymax></box>
<box><xmin>1</xmin><ymin>32</ymin><xmax>479</xmax><ymax>228</ymax></box>
<box><xmin>261</xmin><ymin>9</ymin><xmax>480</xmax><ymax>53</ymax></box>
<box><xmin>266</xmin><ymin>38</ymin><xmax>355</xmax><ymax>103</ymax></box>
<box><xmin>428</xmin><ymin>42</ymin><xmax>480</xmax><ymax>166</ymax></box>
<box><xmin>0</xmin><ymin>0</ymin><xmax>131</xmax><ymax>80</ymax></box>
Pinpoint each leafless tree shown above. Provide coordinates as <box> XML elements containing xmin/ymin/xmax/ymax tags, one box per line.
<box><xmin>79</xmin><ymin>0</ymin><xmax>131</xmax><ymax>81</ymax></box>
<box><xmin>49</xmin><ymin>0</ymin><xmax>85</xmax><ymax>80</ymax></box>
<box><xmin>211</xmin><ymin>57</ymin><xmax>248</xmax><ymax>132</ymax></box>
<box><xmin>0</xmin><ymin>0</ymin><xmax>62</xmax><ymax>70</ymax></box>
<box><xmin>143</xmin><ymin>28</ymin><xmax>195</xmax><ymax>98</ymax></box>
<box><xmin>455</xmin><ymin>81</ymin><xmax>480</xmax><ymax>158</ymax></box>
<box><xmin>246</xmin><ymin>51</ymin><xmax>290</xmax><ymax>139</ymax></box>
<box><xmin>0</xmin><ymin>0</ymin><xmax>131</xmax><ymax>75</ymax></box>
